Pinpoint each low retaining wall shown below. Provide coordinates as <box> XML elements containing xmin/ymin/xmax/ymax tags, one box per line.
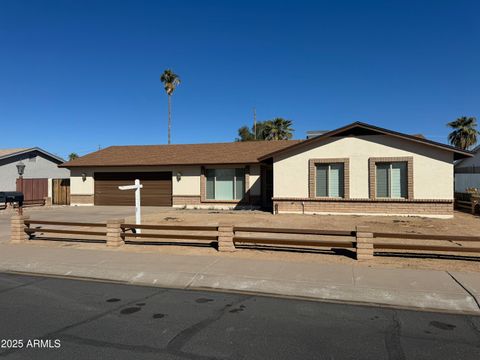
<box><xmin>172</xmin><ymin>195</ymin><xmax>261</xmax><ymax>210</ymax></box>
<box><xmin>273</xmin><ymin>199</ymin><xmax>453</xmax><ymax>218</ymax></box>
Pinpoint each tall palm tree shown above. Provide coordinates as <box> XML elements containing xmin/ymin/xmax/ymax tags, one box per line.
<box><xmin>160</xmin><ymin>69</ymin><xmax>181</xmax><ymax>144</ymax></box>
<box><xmin>263</xmin><ymin>118</ymin><xmax>294</xmax><ymax>140</ymax></box>
<box><xmin>447</xmin><ymin>116</ymin><xmax>478</xmax><ymax>150</ymax></box>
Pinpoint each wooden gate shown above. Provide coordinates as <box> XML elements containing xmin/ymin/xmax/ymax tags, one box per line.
<box><xmin>52</xmin><ymin>179</ymin><xmax>70</xmax><ymax>205</ymax></box>
<box><xmin>16</xmin><ymin>178</ymin><xmax>48</xmax><ymax>205</ymax></box>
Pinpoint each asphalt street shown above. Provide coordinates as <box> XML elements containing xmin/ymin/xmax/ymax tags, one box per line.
<box><xmin>0</xmin><ymin>273</ymin><xmax>479</xmax><ymax>360</ymax></box>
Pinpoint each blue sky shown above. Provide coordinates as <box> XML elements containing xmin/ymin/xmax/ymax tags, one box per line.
<box><xmin>0</xmin><ymin>0</ymin><xmax>478</xmax><ymax>159</ymax></box>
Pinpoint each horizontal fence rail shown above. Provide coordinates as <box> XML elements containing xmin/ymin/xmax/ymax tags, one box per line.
<box><xmin>233</xmin><ymin>237</ymin><xmax>356</xmax><ymax>249</ymax></box>
<box><xmin>233</xmin><ymin>226</ymin><xmax>355</xmax><ymax>237</ymax></box>
<box><xmin>372</xmin><ymin>231</ymin><xmax>480</xmax><ymax>256</ymax></box>
<box><xmin>121</xmin><ymin>223</ymin><xmax>218</xmax><ymax>244</ymax></box>
<box><xmin>373</xmin><ymin>232</ymin><xmax>480</xmax><ymax>242</ymax></box>
<box><xmin>24</xmin><ymin>219</ymin><xmax>107</xmax><ymax>241</ymax></box>
<box><xmin>373</xmin><ymin>243</ymin><xmax>480</xmax><ymax>253</ymax></box>
<box><xmin>9</xmin><ymin>216</ymin><xmax>480</xmax><ymax>261</ymax></box>
<box><xmin>25</xmin><ymin>220</ymin><xmax>105</xmax><ymax>227</ymax></box>
<box><xmin>123</xmin><ymin>233</ymin><xmax>218</xmax><ymax>241</ymax></box>
<box><xmin>25</xmin><ymin>228</ymin><xmax>107</xmax><ymax>237</ymax></box>
<box><xmin>233</xmin><ymin>226</ymin><xmax>356</xmax><ymax>251</ymax></box>
<box><xmin>121</xmin><ymin>223</ymin><xmax>218</xmax><ymax>231</ymax></box>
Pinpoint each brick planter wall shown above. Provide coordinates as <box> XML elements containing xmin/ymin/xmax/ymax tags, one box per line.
<box><xmin>70</xmin><ymin>194</ymin><xmax>94</xmax><ymax>205</ymax></box>
<box><xmin>273</xmin><ymin>198</ymin><xmax>453</xmax><ymax>217</ymax></box>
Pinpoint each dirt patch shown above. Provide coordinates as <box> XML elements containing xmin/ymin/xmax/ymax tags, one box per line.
<box><xmin>138</xmin><ymin>208</ymin><xmax>480</xmax><ymax>237</ymax></box>
<box><xmin>22</xmin><ymin>207</ymin><xmax>480</xmax><ymax>273</ymax></box>
<box><xmin>137</xmin><ymin>209</ymin><xmax>480</xmax><ymax>272</ymax></box>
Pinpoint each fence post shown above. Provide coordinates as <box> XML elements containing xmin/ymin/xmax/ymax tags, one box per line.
<box><xmin>10</xmin><ymin>214</ymin><xmax>28</xmax><ymax>243</ymax></box>
<box><xmin>355</xmin><ymin>225</ymin><xmax>374</xmax><ymax>260</ymax></box>
<box><xmin>471</xmin><ymin>195</ymin><xmax>479</xmax><ymax>215</ymax></box>
<box><xmin>106</xmin><ymin>218</ymin><xmax>124</xmax><ymax>247</ymax></box>
<box><xmin>218</xmin><ymin>224</ymin><xmax>236</xmax><ymax>252</ymax></box>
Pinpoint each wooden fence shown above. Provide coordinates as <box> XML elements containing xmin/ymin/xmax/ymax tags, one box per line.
<box><xmin>52</xmin><ymin>179</ymin><xmax>70</xmax><ymax>205</ymax></box>
<box><xmin>10</xmin><ymin>216</ymin><xmax>480</xmax><ymax>261</ymax></box>
<box><xmin>121</xmin><ymin>223</ymin><xmax>218</xmax><ymax>246</ymax></box>
<box><xmin>24</xmin><ymin>219</ymin><xmax>107</xmax><ymax>243</ymax></box>
<box><xmin>16</xmin><ymin>178</ymin><xmax>48</xmax><ymax>205</ymax></box>
<box><xmin>454</xmin><ymin>192</ymin><xmax>480</xmax><ymax>214</ymax></box>
<box><xmin>372</xmin><ymin>232</ymin><xmax>480</xmax><ymax>255</ymax></box>
<box><xmin>233</xmin><ymin>226</ymin><xmax>356</xmax><ymax>250</ymax></box>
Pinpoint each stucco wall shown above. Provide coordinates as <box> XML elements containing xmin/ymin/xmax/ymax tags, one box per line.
<box><xmin>273</xmin><ymin>135</ymin><xmax>454</xmax><ymax>200</ymax></box>
<box><xmin>249</xmin><ymin>164</ymin><xmax>261</xmax><ymax>196</ymax></box>
<box><xmin>0</xmin><ymin>151</ymin><xmax>69</xmax><ymax>191</ymax></box>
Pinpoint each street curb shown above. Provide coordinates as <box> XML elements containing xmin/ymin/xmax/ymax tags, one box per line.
<box><xmin>3</xmin><ymin>268</ymin><xmax>480</xmax><ymax>316</ymax></box>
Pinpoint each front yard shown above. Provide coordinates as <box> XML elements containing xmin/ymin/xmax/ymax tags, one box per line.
<box><xmin>138</xmin><ymin>208</ymin><xmax>480</xmax><ymax>237</ymax></box>
<box><xmin>132</xmin><ymin>208</ymin><xmax>480</xmax><ymax>272</ymax></box>
<box><xmin>6</xmin><ymin>205</ymin><xmax>480</xmax><ymax>273</ymax></box>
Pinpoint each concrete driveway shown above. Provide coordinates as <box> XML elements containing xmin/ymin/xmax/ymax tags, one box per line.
<box><xmin>0</xmin><ymin>206</ymin><xmax>167</xmax><ymax>243</ymax></box>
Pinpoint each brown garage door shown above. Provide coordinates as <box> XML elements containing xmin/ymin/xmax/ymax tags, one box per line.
<box><xmin>94</xmin><ymin>172</ymin><xmax>172</xmax><ymax>206</ymax></box>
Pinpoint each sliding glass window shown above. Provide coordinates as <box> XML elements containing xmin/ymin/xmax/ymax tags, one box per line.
<box><xmin>206</xmin><ymin>168</ymin><xmax>245</xmax><ymax>200</ymax></box>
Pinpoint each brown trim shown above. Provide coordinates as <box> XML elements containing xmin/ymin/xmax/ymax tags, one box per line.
<box><xmin>258</xmin><ymin>121</ymin><xmax>473</xmax><ymax>161</ymax></box>
<box><xmin>368</xmin><ymin>157</ymin><xmax>414</xmax><ymax>200</ymax></box>
<box><xmin>308</xmin><ymin>158</ymin><xmax>350</xmax><ymax>199</ymax></box>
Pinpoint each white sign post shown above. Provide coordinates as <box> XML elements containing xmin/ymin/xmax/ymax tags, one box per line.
<box><xmin>118</xmin><ymin>179</ymin><xmax>143</xmax><ymax>233</ymax></box>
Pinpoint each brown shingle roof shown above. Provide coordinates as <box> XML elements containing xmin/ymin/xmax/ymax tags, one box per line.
<box><xmin>60</xmin><ymin>140</ymin><xmax>303</xmax><ymax>167</ymax></box>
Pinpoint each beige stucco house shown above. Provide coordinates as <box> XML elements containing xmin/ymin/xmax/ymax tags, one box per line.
<box><xmin>60</xmin><ymin>122</ymin><xmax>472</xmax><ymax>218</ymax></box>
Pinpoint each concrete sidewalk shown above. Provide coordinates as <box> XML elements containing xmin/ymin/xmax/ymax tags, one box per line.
<box><xmin>0</xmin><ymin>242</ymin><xmax>479</xmax><ymax>314</ymax></box>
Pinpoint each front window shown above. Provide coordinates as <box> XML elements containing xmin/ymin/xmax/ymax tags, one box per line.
<box><xmin>376</xmin><ymin>162</ymin><xmax>407</xmax><ymax>198</ymax></box>
<box><xmin>206</xmin><ymin>168</ymin><xmax>245</xmax><ymax>200</ymax></box>
<box><xmin>315</xmin><ymin>163</ymin><xmax>344</xmax><ymax>198</ymax></box>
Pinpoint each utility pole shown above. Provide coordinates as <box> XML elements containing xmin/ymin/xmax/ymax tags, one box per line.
<box><xmin>253</xmin><ymin>108</ymin><xmax>257</xmax><ymax>140</ymax></box>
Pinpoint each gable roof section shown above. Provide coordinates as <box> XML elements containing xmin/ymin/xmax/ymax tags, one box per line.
<box><xmin>258</xmin><ymin>122</ymin><xmax>473</xmax><ymax>161</ymax></box>
<box><xmin>0</xmin><ymin>147</ymin><xmax>65</xmax><ymax>163</ymax></box>
<box><xmin>60</xmin><ymin>140</ymin><xmax>302</xmax><ymax>168</ymax></box>
<box><xmin>454</xmin><ymin>145</ymin><xmax>480</xmax><ymax>167</ymax></box>
<box><xmin>0</xmin><ymin>148</ymin><xmax>29</xmax><ymax>158</ymax></box>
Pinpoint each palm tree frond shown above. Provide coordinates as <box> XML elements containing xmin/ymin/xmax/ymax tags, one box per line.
<box><xmin>447</xmin><ymin>116</ymin><xmax>478</xmax><ymax>150</ymax></box>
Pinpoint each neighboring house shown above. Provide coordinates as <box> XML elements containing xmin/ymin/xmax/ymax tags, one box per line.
<box><xmin>454</xmin><ymin>145</ymin><xmax>480</xmax><ymax>192</ymax></box>
<box><xmin>60</xmin><ymin>122</ymin><xmax>472</xmax><ymax>218</ymax></box>
<box><xmin>0</xmin><ymin>148</ymin><xmax>70</xmax><ymax>203</ymax></box>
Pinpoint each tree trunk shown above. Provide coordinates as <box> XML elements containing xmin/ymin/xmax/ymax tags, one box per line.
<box><xmin>168</xmin><ymin>94</ymin><xmax>172</xmax><ymax>145</ymax></box>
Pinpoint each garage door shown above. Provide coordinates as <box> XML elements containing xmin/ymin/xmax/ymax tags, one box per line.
<box><xmin>94</xmin><ymin>172</ymin><xmax>172</xmax><ymax>206</ymax></box>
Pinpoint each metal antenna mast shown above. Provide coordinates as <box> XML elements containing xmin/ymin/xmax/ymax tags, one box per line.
<box><xmin>253</xmin><ymin>108</ymin><xmax>257</xmax><ymax>140</ymax></box>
